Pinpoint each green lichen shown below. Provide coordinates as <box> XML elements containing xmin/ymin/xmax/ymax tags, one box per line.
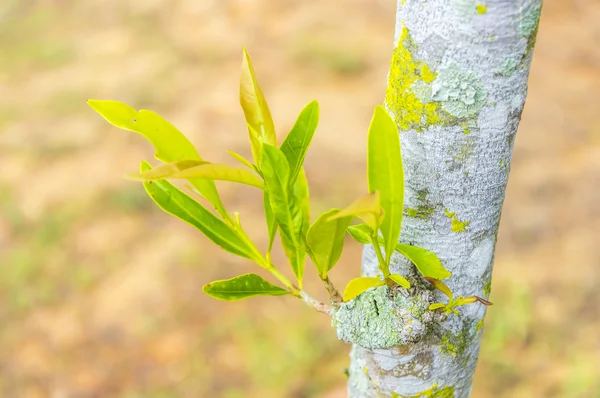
<box><xmin>331</xmin><ymin>286</ymin><xmax>435</xmax><ymax>349</ymax></box>
<box><xmin>476</xmin><ymin>319</ymin><xmax>484</xmax><ymax>332</ymax></box>
<box><xmin>453</xmin><ymin>0</ymin><xmax>476</xmax><ymax>17</ymax></box>
<box><xmin>498</xmin><ymin>57</ymin><xmax>518</xmax><ymax>77</ymax></box>
<box><xmin>453</xmin><ymin>137</ymin><xmax>475</xmax><ymax>163</ymax></box>
<box><xmin>475</xmin><ymin>4</ymin><xmax>487</xmax><ymax>14</ymax></box>
<box><xmin>406</xmin><ymin>189</ymin><xmax>436</xmax><ymax>221</ymax></box>
<box><xmin>521</xmin><ymin>4</ymin><xmax>542</xmax><ymax>37</ymax></box>
<box><xmin>440</xmin><ymin>326</ymin><xmax>472</xmax><ymax>358</ymax></box>
<box><xmin>405</xmin><ymin>383</ymin><xmax>456</xmax><ymax>398</ymax></box>
<box><xmin>483</xmin><ymin>280</ymin><xmax>492</xmax><ymax>296</ymax></box>
<box><xmin>406</xmin><ymin>206</ymin><xmax>435</xmax><ymax>220</ymax></box>
<box><xmin>460</xmin><ymin>120</ymin><xmax>470</xmax><ymax>135</ymax></box>
<box><xmin>444</xmin><ymin>209</ymin><xmax>470</xmax><ymax>233</ymax></box>
<box><xmin>431</xmin><ymin>65</ymin><xmax>487</xmax><ymax>118</ymax></box>
<box><xmin>386</xmin><ymin>26</ymin><xmax>443</xmax><ymax>131</ymax></box>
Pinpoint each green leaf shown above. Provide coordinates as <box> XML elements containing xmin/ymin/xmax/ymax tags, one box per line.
<box><xmin>347</xmin><ymin>225</ymin><xmax>451</xmax><ymax>281</ymax></box>
<box><xmin>140</xmin><ymin>161</ymin><xmax>261</xmax><ymax>262</ymax></box>
<box><xmin>307</xmin><ymin>209</ymin><xmax>352</xmax><ymax>279</ymax></box>
<box><xmin>388</xmin><ymin>274</ymin><xmax>411</xmax><ymax>289</ymax></box>
<box><xmin>88</xmin><ymin>100</ymin><xmax>226</xmax><ymax>217</ymax></box>
<box><xmin>260</xmin><ymin>144</ymin><xmax>304</xmax><ymax>282</ymax></box>
<box><xmin>264</xmin><ymin>193</ymin><xmax>277</xmax><ymax>253</ymax></box>
<box><xmin>240</xmin><ymin>48</ymin><xmax>276</xmax><ymax>163</ymax></box>
<box><xmin>130</xmin><ymin>160</ymin><xmax>264</xmax><ymax>189</ymax></box>
<box><xmin>280</xmin><ymin>101</ymin><xmax>319</xmax><ymax>184</ymax></box>
<box><xmin>343</xmin><ymin>277</ymin><xmax>385</xmax><ymax>302</ymax></box>
<box><xmin>395</xmin><ymin>244</ymin><xmax>451</xmax><ymax>280</ymax></box>
<box><xmin>227</xmin><ymin>150</ymin><xmax>255</xmax><ymax>170</ymax></box>
<box><xmin>367</xmin><ymin>106</ymin><xmax>404</xmax><ymax>265</ymax></box>
<box><xmin>329</xmin><ymin>192</ymin><xmax>381</xmax><ymax>231</ymax></box>
<box><xmin>424</xmin><ymin>277</ymin><xmax>453</xmax><ymax>301</ymax></box>
<box><xmin>347</xmin><ymin>224</ymin><xmax>372</xmax><ymax>244</ymax></box>
<box><xmin>429</xmin><ymin>303</ymin><xmax>446</xmax><ymax>310</ymax></box>
<box><xmin>294</xmin><ymin>168</ymin><xmax>311</xmax><ymax>242</ymax></box>
<box><xmin>203</xmin><ymin>273</ymin><xmax>288</xmax><ymax>301</ymax></box>
<box><xmin>280</xmin><ymin>232</ymin><xmax>306</xmax><ymax>287</ymax></box>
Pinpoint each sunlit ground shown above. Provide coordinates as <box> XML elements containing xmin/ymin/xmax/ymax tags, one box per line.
<box><xmin>1</xmin><ymin>1</ymin><xmax>599</xmax><ymax>397</ymax></box>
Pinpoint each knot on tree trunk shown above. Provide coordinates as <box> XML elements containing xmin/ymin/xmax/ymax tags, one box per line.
<box><xmin>331</xmin><ymin>282</ymin><xmax>444</xmax><ymax>350</ymax></box>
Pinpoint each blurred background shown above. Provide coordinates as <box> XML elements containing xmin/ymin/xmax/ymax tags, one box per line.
<box><xmin>0</xmin><ymin>0</ymin><xmax>599</xmax><ymax>397</ymax></box>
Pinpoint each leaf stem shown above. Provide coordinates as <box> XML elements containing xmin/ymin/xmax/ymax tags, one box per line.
<box><xmin>371</xmin><ymin>232</ymin><xmax>390</xmax><ymax>277</ymax></box>
<box><xmin>322</xmin><ymin>276</ymin><xmax>343</xmax><ymax>304</ymax></box>
<box><xmin>267</xmin><ymin>265</ymin><xmax>331</xmax><ymax>315</ymax></box>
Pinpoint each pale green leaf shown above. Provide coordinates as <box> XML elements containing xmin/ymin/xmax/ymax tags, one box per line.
<box><xmin>395</xmin><ymin>244</ymin><xmax>451</xmax><ymax>280</ymax></box>
<box><xmin>424</xmin><ymin>277</ymin><xmax>453</xmax><ymax>301</ymax></box>
<box><xmin>329</xmin><ymin>192</ymin><xmax>381</xmax><ymax>230</ymax></box>
<box><xmin>346</xmin><ymin>224</ymin><xmax>372</xmax><ymax>244</ymax></box>
<box><xmin>126</xmin><ymin>160</ymin><xmax>207</xmax><ymax>180</ymax></box>
<box><xmin>280</xmin><ymin>101</ymin><xmax>319</xmax><ymax>184</ymax></box>
<box><xmin>429</xmin><ymin>303</ymin><xmax>446</xmax><ymax>310</ymax></box>
<box><xmin>131</xmin><ymin>161</ymin><xmax>264</xmax><ymax>189</ymax></box>
<box><xmin>294</xmin><ymin>168</ymin><xmax>311</xmax><ymax>242</ymax></box>
<box><xmin>347</xmin><ymin>225</ymin><xmax>451</xmax><ymax>280</ymax></box>
<box><xmin>388</xmin><ymin>273</ymin><xmax>411</xmax><ymax>289</ymax></box>
<box><xmin>343</xmin><ymin>277</ymin><xmax>385</xmax><ymax>302</ymax></box>
<box><xmin>307</xmin><ymin>209</ymin><xmax>352</xmax><ymax>279</ymax></box>
<box><xmin>140</xmin><ymin>161</ymin><xmax>260</xmax><ymax>262</ymax></box>
<box><xmin>264</xmin><ymin>193</ymin><xmax>277</xmax><ymax>252</ymax></box>
<box><xmin>88</xmin><ymin>100</ymin><xmax>226</xmax><ymax>217</ymax></box>
<box><xmin>203</xmin><ymin>273</ymin><xmax>288</xmax><ymax>301</ymax></box>
<box><xmin>227</xmin><ymin>150</ymin><xmax>255</xmax><ymax>170</ymax></box>
<box><xmin>240</xmin><ymin>48</ymin><xmax>276</xmax><ymax>163</ymax></box>
<box><xmin>368</xmin><ymin>106</ymin><xmax>404</xmax><ymax>265</ymax></box>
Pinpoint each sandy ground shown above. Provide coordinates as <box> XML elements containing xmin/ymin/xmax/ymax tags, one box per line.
<box><xmin>0</xmin><ymin>0</ymin><xmax>599</xmax><ymax>397</ymax></box>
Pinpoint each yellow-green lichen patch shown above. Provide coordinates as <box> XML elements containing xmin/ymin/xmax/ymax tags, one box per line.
<box><xmin>406</xmin><ymin>189</ymin><xmax>436</xmax><ymax>221</ymax></box>
<box><xmin>386</xmin><ymin>26</ymin><xmax>443</xmax><ymax>131</ymax></box>
<box><xmin>460</xmin><ymin>120</ymin><xmax>470</xmax><ymax>135</ymax></box>
<box><xmin>483</xmin><ymin>279</ymin><xmax>492</xmax><ymax>296</ymax></box>
<box><xmin>444</xmin><ymin>209</ymin><xmax>470</xmax><ymax>233</ymax></box>
<box><xmin>475</xmin><ymin>4</ymin><xmax>487</xmax><ymax>14</ymax></box>
<box><xmin>440</xmin><ymin>326</ymin><xmax>471</xmax><ymax>358</ymax></box>
<box><xmin>476</xmin><ymin>319</ymin><xmax>484</xmax><ymax>332</ymax></box>
<box><xmin>405</xmin><ymin>383</ymin><xmax>456</xmax><ymax>398</ymax></box>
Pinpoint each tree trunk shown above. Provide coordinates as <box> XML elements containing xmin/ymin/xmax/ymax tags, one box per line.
<box><xmin>342</xmin><ymin>0</ymin><xmax>542</xmax><ymax>396</ymax></box>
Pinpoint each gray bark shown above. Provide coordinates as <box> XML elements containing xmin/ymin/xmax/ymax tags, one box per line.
<box><xmin>338</xmin><ymin>0</ymin><xmax>542</xmax><ymax>396</ymax></box>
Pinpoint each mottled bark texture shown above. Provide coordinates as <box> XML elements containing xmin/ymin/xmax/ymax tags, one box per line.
<box><xmin>339</xmin><ymin>0</ymin><xmax>542</xmax><ymax>396</ymax></box>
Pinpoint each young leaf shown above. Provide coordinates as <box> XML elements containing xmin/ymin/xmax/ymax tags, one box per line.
<box><xmin>131</xmin><ymin>161</ymin><xmax>264</xmax><ymax>189</ymax></box>
<box><xmin>347</xmin><ymin>224</ymin><xmax>372</xmax><ymax>244</ymax></box>
<box><xmin>280</xmin><ymin>232</ymin><xmax>306</xmax><ymax>288</ymax></box>
<box><xmin>240</xmin><ymin>48</ymin><xmax>276</xmax><ymax>163</ymax></box>
<box><xmin>127</xmin><ymin>160</ymin><xmax>207</xmax><ymax>180</ymax></box>
<box><xmin>388</xmin><ymin>274</ymin><xmax>411</xmax><ymax>289</ymax></box>
<box><xmin>424</xmin><ymin>277</ymin><xmax>453</xmax><ymax>301</ymax></box>
<box><xmin>329</xmin><ymin>191</ymin><xmax>382</xmax><ymax>231</ymax></box>
<box><xmin>367</xmin><ymin>106</ymin><xmax>404</xmax><ymax>265</ymax></box>
<box><xmin>429</xmin><ymin>303</ymin><xmax>446</xmax><ymax>310</ymax></box>
<box><xmin>227</xmin><ymin>150</ymin><xmax>255</xmax><ymax>170</ymax></box>
<box><xmin>264</xmin><ymin>193</ymin><xmax>277</xmax><ymax>252</ymax></box>
<box><xmin>140</xmin><ymin>161</ymin><xmax>261</xmax><ymax>262</ymax></box>
<box><xmin>260</xmin><ymin>144</ymin><xmax>295</xmax><ymax>242</ymax></box>
<box><xmin>307</xmin><ymin>209</ymin><xmax>352</xmax><ymax>279</ymax></box>
<box><xmin>88</xmin><ymin>100</ymin><xmax>226</xmax><ymax>217</ymax></box>
<box><xmin>280</xmin><ymin>101</ymin><xmax>319</xmax><ymax>184</ymax></box>
<box><xmin>343</xmin><ymin>277</ymin><xmax>385</xmax><ymax>302</ymax></box>
<box><xmin>347</xmin><ymin>226</ymin><xmax>451</xmax><ymax>281</ymax></box>
<box><xmin>294</xmin><ymin>168</ymin><xmax>311</xmax><ymax>242</ymax></box>
<box><xmin>203</xmin><ymin>273</ymin><xmax>288</xmax><ymax>301</ymax></box>
<box><xmin>455</xmin><ymin>296</ymin><xmax>493</xmax><ymax>306</ymax></box>
<box><xmin>260</xmin><ymin>144</ymin><xmax>304</xmax><ymax>282</ymax></box>
<box><xmin>395</xmin><ymin>244</ymin><xmax>452</xmax><ymax>280</ymax></box>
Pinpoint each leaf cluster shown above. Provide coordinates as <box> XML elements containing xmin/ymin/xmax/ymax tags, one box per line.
<box><xmin>88</xmin><ymin>48</ymin><xmax>489</xmax><ymax>315</ymax></box>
